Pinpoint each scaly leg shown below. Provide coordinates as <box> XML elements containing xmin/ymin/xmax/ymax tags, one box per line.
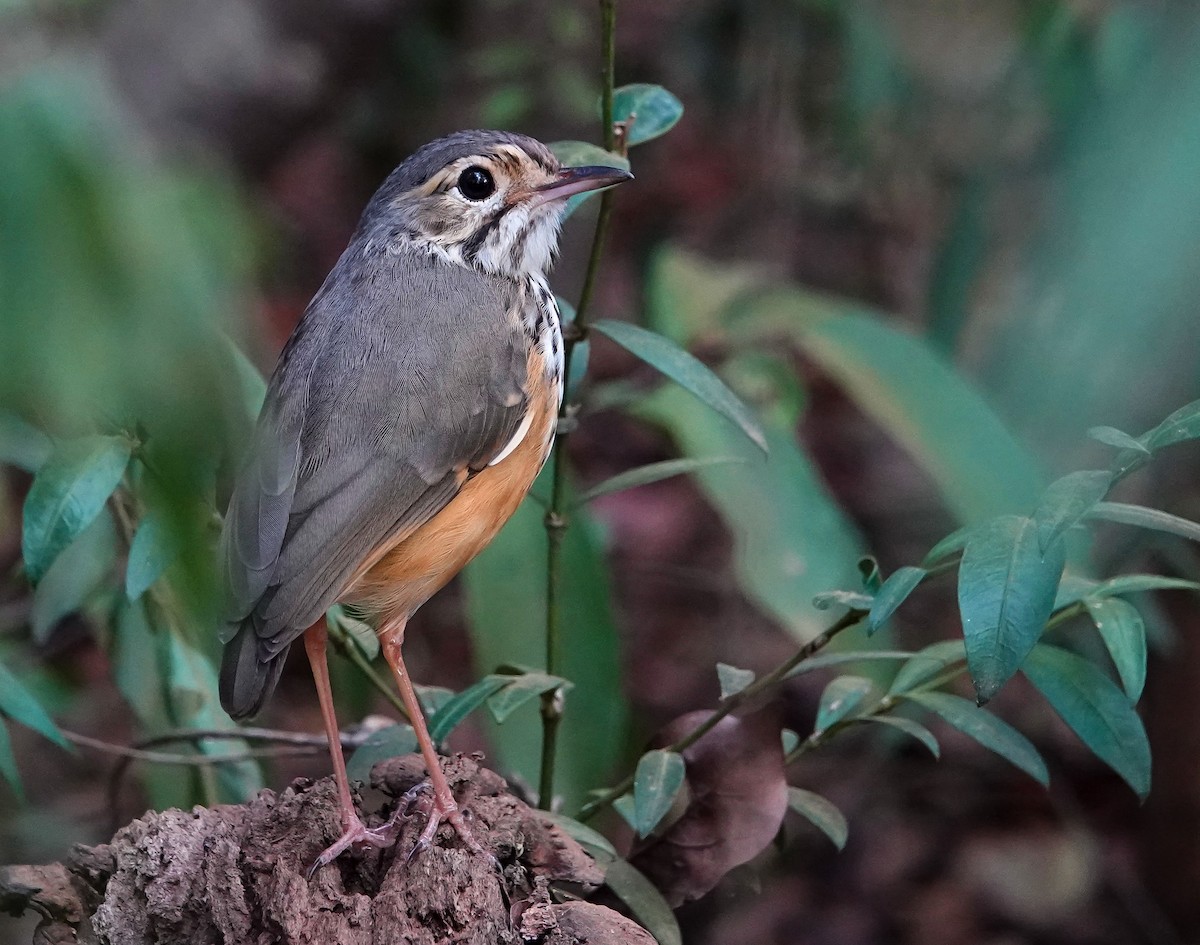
<box><xmin>305</xmin><ymin>621</ymin><xmax>395</xmax><ymax>872</ymax></box>
<box><xmin>379</xmin><ymin>618</ymin><xmax>491</xmax><ymax>859</ymax></box>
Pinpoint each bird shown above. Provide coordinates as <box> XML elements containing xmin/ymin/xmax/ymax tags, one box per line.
<box><xmin>216</xmin><ymin>129</ymin><xmax>631</xmax><ymax>869</ymax></box>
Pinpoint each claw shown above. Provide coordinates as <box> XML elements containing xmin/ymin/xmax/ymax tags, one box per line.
<box><xmin>307</xmin><ymin>816</ymin><xmax>398</xmax><ymax>877</ymax></box>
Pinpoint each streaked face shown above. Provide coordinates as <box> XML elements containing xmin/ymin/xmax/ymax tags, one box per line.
<box><xmin>398</xmin><ymin>143</ymin><xmax>567</xmax><ymax>278</ymax></box>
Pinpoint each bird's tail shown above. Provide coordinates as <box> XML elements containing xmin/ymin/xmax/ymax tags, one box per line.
<box><xmin>219</xmin><ymin>620</ymin><xmax>286</xmax><ymax>720</ymax></box>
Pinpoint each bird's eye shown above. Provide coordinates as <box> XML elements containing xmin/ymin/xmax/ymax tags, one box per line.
<box><xmin>457</xmin><ymin>166</ymin><xmax>495</xmax><ymax>201</ymax></box>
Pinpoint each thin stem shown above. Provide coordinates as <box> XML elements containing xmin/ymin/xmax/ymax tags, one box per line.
<box><xmin>538</xmin><ymin>0</ymin><xmax>619</xmax><ymax>811</ymax></box>
<box><xmin>579</xmin><ymin>608</ymin><xmax>866</xmax><ymax>820</ymax></box>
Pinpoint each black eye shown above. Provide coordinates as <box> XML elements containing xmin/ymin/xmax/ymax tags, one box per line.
<box><xmin>457</xmin><ymin>166</ymin><xmax>495</xmax><ymax>201</ymax></box>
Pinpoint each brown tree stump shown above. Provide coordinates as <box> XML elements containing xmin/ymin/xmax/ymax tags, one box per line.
<box><xmin>0</xmin><ymin>754</ymin><xmax>652</xmax><ymax>945</ymax></box>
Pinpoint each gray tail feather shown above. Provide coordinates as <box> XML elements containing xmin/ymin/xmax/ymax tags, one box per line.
<box><xmin>219</xmin><ymin>621</ymin><xmax>287</xmax><ymax>720</ymax></box>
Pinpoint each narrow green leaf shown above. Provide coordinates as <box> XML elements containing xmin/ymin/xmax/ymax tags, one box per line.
<box><xmin>613</xmin><ymin>793</ymin><xmax>637</xmax><ymax>832</ymax></box>
<box><xmin>1022</xmin><ymin>644</ymin><xmax>1151</xmax><ymax>799</ymax></box>
<box><xmin>125</xmin><ymin>510</ymin><xmax>178</xmax><ymax>600</ymax></box>
<box><xmin>31</xmin><ymin>509</ymin><xmax>116</xmax><ymax>642</ymax></box>
<box><xmin>0</xmin><ymin>721</ymin><xmax>22</xmax><ymax>799</ymax></box>
<box><xmin>539</xmin><ymin>811</ymin><xmax>618</xmax><ymax>861</ymax></box>
<box><xmin>0</xmin><ymin>660</ymin><xmax>70</xmax><ymax>750</ymax></box>
<box><xmin>428</xmin><ymin>675</ymin><xmax>508</xmax><ymax>744</ymax></box>
<box><xmin>716</xmin><ymin>663</ymin><xmax>755</xmax><ymax>699</ymax></box>
<box><xmin>326</xmin><ymin>604</ymin><xmax>379</xmax><ymax>661</ymax></box>
<box><xmin>1087</xmin><ymin>501</ymin><xmax>1200</xmax><ymax>544</ymax></box>
<box><xmin>887</xmin><ymin>640</ymin><xmax>966</xmax><ymax>696</ymax></box>
<box><xmin>1055</xmin><ymin>573</ymin><xmax>1200</xmax><ymax>608</ymax></box>
<box><xmin>604</xmin><ymin>858</ymin><xmax>683</xmax><ymax>945</ymax></box>
<box><xmin>612</xmin><ymin>83</ymin><xmax>685</xmax><ymax>146</ymax></box>
<box><xmin>781</xmin><ymin>728</ymin><xmax>800</xmax><ymax>756</ymax></box>
<box><xmin>22</xmin><ymin>434</ymin><xmax>132</xmax><ymax>582</ymax></box>
<box><xmin>0</xmin><ymin>411</ymin><xmax>51</xmax><ymax>472</ymax></box>
<box><xmin>815</xmin><ymin>676</ymin><xmax>874</xmax><ymax>733</ymax></box>
<box><xmin>1084</xmin><ymin>598</ymin><xmax>1147</xmax><ymax>702</ymax></box>
<box><xmin>636</xmin><ymin>381</ymin><xmax>863</xmax><ymax>643</ymax></box>
<box><xmin>787</xmin><ymin>651</ymin><xmax>913</xmax><ymax>680</ymax></box>
<box><xmin>812</xmin><ymin>589</ymin><xmax>874</xmax><ymax>611</ymax></box>
<box><xmin>1142</xmin><ymin>398</ymin><xmax>1200</xmax><ymax>451</ymax></box>
<box><xmin>218</xmin><ymin>332</ymin><xmax>267</xmax><ymax>421</ymax></box>
<box><xmin>958</xmin><ymin>515</ymin><xmax>1066</xmax><ymax>703</ymax></box>
<box><xmin>595</xmin><ymin>320</ymin><xmax>767</xmax><ymax>454</ymax></box>
<box><xmin>905</xmin><ymin>691</ymin><xmax>1049</xmax><ymax>786</ymax></box>
<box><xmin>346</xmin><ymin>724</ymin><xmax>417</xmax><ymax>783</ymax></box>
<box><xmin>487</xmin><ymin>673</ymin><xmax>570</xmax><ymax>724</ymax></box>
<box><xmin>1033</xmin><ymin>470</ymin><xmax>1112</xmax><ymax>552</ymax></box>
<box><xmin>922</xmin><ymin>523</ymin><xmax>977</xmax><ymax>567</ymax></box>
<box><xmin>786</xmin><ymin>787</ymin><xmax>848</xmax><ymax>850</ymax></box>
<box><xmin>867</xmin><ymin>715</ymin><xmax>940</xmax><ymax>757</ymax></box>
<box><xmin>1088</xmin><ymin>426</ymin><xmax>1149</xmax><ymax>453</ymax></box>
<box><xmin>577</xmin><ymin>456</ymin><xmax>745</xmax><ymax>506</ymax></box>
<box><xmin>633</xmin><ymin>749</ymin><xmax>686</xmax><ymax>837</ymax></box>
<box><xmin>868</xmin><ymin>566</ymin><xmax>927</xmax><ymax>633</ymax></box>
<box><xmin>111</xmin><ymin>598</ymin><xmax>170</xmax><ymax>728</ymax></box>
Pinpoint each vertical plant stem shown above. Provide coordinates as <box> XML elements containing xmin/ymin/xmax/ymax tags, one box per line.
<box><xmin>538</xmin><ymin>0</ymin><xmax>618</xmax><ymax>811</ymax></box>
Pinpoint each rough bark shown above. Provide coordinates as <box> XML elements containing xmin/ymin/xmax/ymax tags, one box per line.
<box><xmin>1</xmin><ymin>754</ymin><xmax>653</xmax><ymax>945</ymax></box>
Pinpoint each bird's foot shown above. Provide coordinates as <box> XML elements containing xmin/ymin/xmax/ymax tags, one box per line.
<box><xmin>396</xmin><ymin>780</ymin><xmax>498</xmax><ymax>869</ymax></box>
<box><xmin>308</xmin><ymin>811</ymin><xmax>400</xmax><ymax>876</ymax></box>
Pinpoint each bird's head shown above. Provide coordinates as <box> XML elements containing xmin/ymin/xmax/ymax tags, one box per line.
<box><xmin>363</xmin><ymin>130</ymin><xmax>631</xmax><ymax>279</ymax></box>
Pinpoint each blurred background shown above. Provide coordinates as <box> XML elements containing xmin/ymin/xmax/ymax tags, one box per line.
<box><xmin>3</xmin><ymin>0</ymin><xmax>1200</xmax><ymax>943</ymax></box>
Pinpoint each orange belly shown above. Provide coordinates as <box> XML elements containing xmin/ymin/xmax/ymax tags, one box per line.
<box><xmin>343</xmin><ymin>357</ymin><xmax>557</xmax><ymax>621</ymax></box>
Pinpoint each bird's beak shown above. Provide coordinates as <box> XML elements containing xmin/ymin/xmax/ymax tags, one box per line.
<box><xmin>530</xmin><ymin>165</ymin><xmax>633</xmax><ymax>208</ymax></box>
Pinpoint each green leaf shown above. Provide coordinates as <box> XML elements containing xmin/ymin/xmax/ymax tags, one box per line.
<box><xmin>887</xmin><ymin>640</ymin><xmax>967</xmax><ymax>696</ymax></box>
<box><xmin>787</xmin><ymin>651</ymin><xmax>914</xmax><ymax>680</ymax></box>
<box><xmin>611</xmin><ymin>83</ymin><xmax>684</xmax><ymax>146</ymax></box>
<box><xmin>0</xmin><ymin>659</ymin><xmax>70</xmax><ymax>750</ymax></box>
<box><xmin>346</xmin><ymin>724</ymin><xmax>417</xmax><ymax>783</ymax></box>
<box><xmin>1087</xmin><ymin>501</ymin><xmax>1200</xmax><ymax>544</ymax></box>
<box><xmin>217</xmin><ymin>332</ymin><xmax>267</xmax><ymax>422</ymax></box>
<box><xmin>1055</xmin><ymin>573</ymin><xmax>1200</xmax><ymax>608</ymax></box>
<box><xmin>1088</xmin><ymin>425</ymin><xmax>1148</xmax><ymax>454</ymax></box>
<box><xmin>487</xmin><ymin>672</ymin><xmax>569</xmax><ymax>724</ymax></box>
<box><xmin>786</xmin><ymin>787</ymin><xmax>848</xmax><ymax>850</ymax></box>
<box><xmin>0</xmin><ymin>411</ymin><xmax>51</xmax><ymax>472</ymax></box>
<box><xmin>326</xmin><ymin>604</ymin><xmax>379</xmax><ymax>661</ymax></box>
<box><xmin>858</xmin><ymin>556</ymin><xmax>883</xmax><ymax>593</ymax></box>
<box><xmin>111</xmin><ymin>598</ymin><xmax>171</xmax><ymax>728</ymax></box>
<box><xmin>904</xmin><ymin>691</ymin><xmax>1049</xmax><ymax>786</ymax></box>
<box><xmin>594</xmin><ymin>320</ymin><xmax>767</xmax><ymax>454</ymax></box>
<box><xmin>1021</xmin><ymin>644</ymin><xmax>1151</xmax><ymax>799</ymax></box>
<box><xmin>812</xmin><ymin>590</ymin><xmax>873</xmax><ymax>611</ymax></box>
<box><xmin>781</xmin><ymin>728</ymin><xmax>800</xmax><ymax>756</ymax></box>
<box><xmin>1142</xmin><ymin>398</ymin><xmax>1200</xmax><ymax>450</ymax></box>
<box><xmin>428</xmin><ymin>675</ymin><xmax>509</xmax><ymax>744</ymax></box>
<box><xmin>867</xmin><ymin>566</ymin><xmax>926</xmax><ymax>633</ymax></box>
<box><xmin>612</xmin><ymin>792</ymin><xmax>637</xmax><ymax>832</ymax></box>
<box><xmin>547</xmin><ymin>141</ymin><xmax>631</xmax><ymax>220</ymax></box>
<box><xmin>636</xmin><ymin>379</ymin><xmax>863</xmax><ymax>644</ymax></box>
<box><xmin>539</xmin><ymin>811</ymin><xmax>618</xmax><ymax>861</ymax></box>
<box><xmin>0</xmin><ymin>721</ymin><xmax>21</xmax><ymax>798</ymax></box>
<box><xmin>124</xmin><ymin>510</ymin><xmax>179</xmax><ymax>600</ymax></box>
<box><xmin>22</xmin><ymin>434</ymin><xmax>132</xmax><ymax>582</ymax></box>
<box><xmin>632</xmin><ymin>749</ymin><xmax>686</xmax><ymax>837</ymax></box>
<box><xmin>958</xmin><ymin>515</ymin><xmax>1066</xmax><ymax>703</ymax></box>
<box><xmin>604</xmin><ymin>858</ymin><xmax>683</xmax><ymax>945</ymax></box>
<box><xmin>1033</xmin><ymin>470</ymin><xmax>1112</xmax><ymax>551</ymax></box>
<box><xmin>922</xmin><ymin>523</ymin><xmax>978</xmax><ymax>567</ymax></box>
<box><xmin>867</xmin><ymin>715</ymin><xmax>940</xmax><ymax>757</ymax></box>
<box><xmin>463</xmin><ymin>476</ymin><xmax>628</xmax><ymax>811</ymax></box>
<box><xmin>576</xmin><ymin>456</ymin><xmax>745</xmax><ymax>506</ymax></box>
<box><xmin>1084</xmin><ymin>598</ymin><xmax>1147</xmax><ymax>702</ymax></box>
<box><xmin>775</xmin><ymin>303</ymin><xmax>1044</xmax><ymax>523</ymax></box>
<box><xmin>31</xmin><ymin>508</ymin><xmax>116</xmax><ymax>643</ymax></box>
<box><xmin>814</xmin><ymin>676</ymin><xmax>874</xmax><ymax>733</ymax></box>
<box><xmin>716</xmin><ymin>663</ymin><xmax>755</xmax><ymax>698</ymax></box>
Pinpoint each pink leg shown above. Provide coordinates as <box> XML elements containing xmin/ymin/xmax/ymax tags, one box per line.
<box><xmin>379</xmin><ymin>618</ymin><xmax>491</xmax><ymax>858</ymax></box>
<box><xmin>305</xmin><ymin>622</ymin><xmax>395</xmax><ymax>872</ymax></box>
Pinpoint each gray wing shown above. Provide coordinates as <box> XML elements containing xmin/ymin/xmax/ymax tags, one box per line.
<box><xmin>218</xmin><ymin>249</ymin><xmax>528</xmax><ymax>717</ymax></box>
